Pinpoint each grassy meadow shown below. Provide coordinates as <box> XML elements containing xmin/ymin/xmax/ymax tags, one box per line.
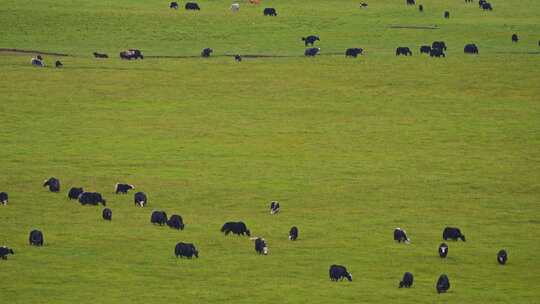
<box><xmin>0</xmin><ymin>0</ymin><xmax>539</xmax><ymax>303</ymax></box>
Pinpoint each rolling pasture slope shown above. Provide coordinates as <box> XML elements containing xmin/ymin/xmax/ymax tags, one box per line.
<box><xmin>0</xmin><ymin>0</ymin><xmax>539</xmax><ymax>303</ymax></box>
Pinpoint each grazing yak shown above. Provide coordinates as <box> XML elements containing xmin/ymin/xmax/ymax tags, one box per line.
<box><xmin>396</xmin><ymin>47</ymin><xmax>412</xmax><ymax>56</ymax></box>
<box><xmin>305</xmin><ymin>47</ymin><xmax>320</xmax><ymax>56</ymax></box>
<box><xmin>167</xmin><ymin>214</ymin><xmax>185</xmax><ymax>230</ymax></box>
<box><xmin>0</xmin><ymin>192</ymin><xmax>8</xmax><ymax>205</ymax></box>
<box><xmin>345</xmin><ymin>48</ymin><xmax>363</xmax><ymax>57</ymax></box>
<box><xmin>102</xmin><ymin>208</ymin><xmax>112</xmax><ymax>221</ymax></box>
<box><xmin>231</xmin><ymin>3</ymin><xmax>240</xmax><ymax>12</ymax></box>
<box><xmin>439</xmin><ymin>243</ymin><xmax>449</xmax><ymax>258</ymax></box>
<box><xmin>115</xmin><ymin>183</ymin><xmax>134</xmax><ymax>194</ymax></box>
<box><xmin>481</xmin><ymin>2</ymin><xmax>492</xmax><ymax>10</ymax></box>
<box><xmin>430</xmin><ymin>48</ymin><xmax>445</xmax><ymax>57</ymax></box>
<box><xmin>185</xmin><ymin>2</ymin><xmax>200</xmax><ymax>10</ymax></box>
<box><xmin>418</xmin><ymin>4</ymin><xmax>423</xmax><ymax>12</ymax></box>
<box><xmin>302</xmin><ymin>35</ymin><xmax>320</xmax><ymax>46</ymax></box>
<box><xmin>31</xmin><ymin>56</ymin><xmax>45</xmax><ymax>67</ymax></box>
<box><xmin>360</xmin><ymin>3</ymin><xmax>368</xmax><ymax>8</ymax></box>
<box><xmin>29</xmin><ymin>230</ymin><xmax>44</xmax><ymax>246</ymax></box>
<box><xmin>120</xmin><ymin>49</ymin><xmax>144</xmax><ymax>60</ymax></box>
<box><xmin>432</xmin><ymin>41</ymin><xmax>447</xmax><ymax>50</ymax></box>
<box><xmin>134</xmin><ymin>192</ymin><xmax>147</xmax><ymax>207</ymax></box>
<box><xmin>444</xmin><ymin>11</ymin><xmax>450</xmax><ymax>18</ymax></box>
<box><xmin>234</xmin><ymin>55</ymin><xmax>242</xmax><ymax>62</ymax></box>
<box><xmin>270</xmin><ymin>201</ymin><xmax>280</xmax><ymax>214</ymax></box>
<box><xmin>43</xmin><ymin>177</ymin><xmax>60</xmax><ymax>192</ymax></box>
<box><xmin>420</xmin><ymin>45</ymin><xmax>431</xmax><ymax>54</ymax></box>
<box><xmin>497</xmin><ymin>249</ymin><xmax>508</xmax><ymax>265</ymax></box>
<box><xmin>399</xmin><ymin>272</ymin><xmax>414</xmax><ymax>288</ymax></box>
<box><xmin>329</xmin><ymin>265</ymin><xmax>352</xmax><ymax>282</ymax></box>
<box><xmin>175</xmin><ymin>242</ymin><xmax>198</xmax><ymax>258</ymax></box>
<box><xmin>443</xmin><ymin>227</ymin><xmax>466</xmax><ymax>241</ymax></box>
<box><xmin>464</xmin><ymin>43</ymin><xmax>479</xmax><ymax>54</ymax></box>
<box><xmin>512</xmin><ymin>34</ymin><xmax>519</xmax><ymax>43</ymax></box>
<box><xmin>201</xmin><ymin>48</ymin><xmax>213</xmax><ymax>57</ymax></box>
<box><xmin>254</xmin><ymin>237</ymin><xmax>268</xmax><ymax>255</ymax></box>
<box><xmin>55</xmin><ymin>60</ymin><xmax>63</xmax><ymax>68</ymax></box>
<box><xmin>289</xmin><ymin>226</ymin><xmax>298</xmax><ymax>241</ymax></box>
<box><xmin>93</xmin><ymin>52</ymin><xmax>108</xmax><ymax>58</ymax></box>
<box><xmin>151</xmin><ymin>211</ymin><xmax>168</xmax><ymax>226</ymax></box>
<box><xmin>0</xmin><ymin>246</ymin><xmax>14</xmax><ymax>260</ymax></box>
<box><xmin>394</xmin><ymin>228</ymin><xmax>410</xmax><ymax>243</ymax></box>
<box><xmin>263</xmin><ymin>8</ymin><xmax>277</xmax><ymax>16</ymax></box>
<box><xmin>221</xmin><ymin>221</ymin><xmax>251</xmax><ymax>236</ymax></box>
<box><xmin>436</xmin><ymin>274</ymin><xmax>450</xmax><ymax>293</ymax></box>
<box><xmin>68</xmin><ymin>187</ymin><xmax>84</xmax><ymax>200</ymax></box>
<box><xmin>170</xmin><ymin>2</ymin><xmax>179</xmax><ymax>9</ymax></box>
<box><xmin>79</xmin><ymin>192</ymin><xmax>107</xmax><ymax>206</ymax></box>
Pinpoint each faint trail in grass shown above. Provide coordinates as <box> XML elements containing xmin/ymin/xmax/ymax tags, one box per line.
<box><xmin>0</xmin><ymin>48</ymin><xmax>71</xmax><ymax>56</ymax></box>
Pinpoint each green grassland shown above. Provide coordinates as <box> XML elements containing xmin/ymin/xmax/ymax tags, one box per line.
<box><xmin>0</xmin><ymin>0</ymin><xmax>539</xmax><ymax>303</ymax></box>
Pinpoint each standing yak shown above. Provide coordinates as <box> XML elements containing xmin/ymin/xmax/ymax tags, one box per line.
<box><xmin>115</xmin><ymin>183</ymin><xmax>134</xmax><ymax>194</ymax></box>
<box><xmin>439</xmin><ymin>243</ymin><xmax>449</xmax><ymax>258</ymax></box>
<box><xmin>443</xmin><ymin>227</ymin><xmax>466</xmax><ymax>241</ymax></box>
<box><xmin>29</xmin><ymin>230</ymin><xmax>44</xmax><ymax>246</ymax></box>
<box><xmin>263</xmin><ymin>8</ymin><xmax>277</xmax><ymax>16</ymax></box>
<box><xmin>255</xmin><ymin>237</ymin><xmax>268</xmax><ymax>255</ymax></box>
<box><xmin>0</xmin><ymin>192</ymin><xmax>8</xmax><ymax>205</ymax></box>
<box><xmin>396</xmin><ymin>47</ymin><xmax>412</xmax><ymax>56</ymax></box>
<box><xmin>329</xmin><ymin>265</ymin><xmax>352</xmax><ymax>281</ymax></box>
<box><xmin>394</xmin><ymin>228</ymin><xmax>410</xmax><ymax>243</ymax></box>
<box><xmin>497</xmin><ymin>249</ymin><xmax>508</xmax><ymax>265</ymax></box>
<box><xmin>436</xmin><ymin>274</ymin><xmax>450</xmax><ymax>293</ymax></box>
<box><xmin>43</xmin><ymin>177</ymin><xmax>60</xmax><ymax>192</ymax></box>
<box><xmin>167</xmin><ymin>214</ymin><xmax>185</xmax><ymax>230</ymax></box>
<box><xmin>68</xmin><ymin>187</ymin><xmax>84</xmax><ymax>200</ymax></box>
<box><xmin>185</xmin><ymin>2</ymin><xmax>200</xmax><ymax>10</ymax></box>
<box><xmin>221</xmin><ymin>221</ymin><xmax>251</xmax><ymax>236</ymax></box>
<box><xmin>0</xmin><ymin>246</ymin><xmax>15</xmax><ymax>259</ymax></box>
<box><xmin>399</xmin><ymin>272</ymin><xmax>414</xmax><ymax>288</ymax></box>
<box><xmin>289</xmin><ymin>226</ymin><xmax>299</xmax><ymax>241</ymax></box>
<box><xmin>270</xmin><ymin>201</ymin><xmax>280</xmax><ymax>214</ymax></box>
<box><xmin>102</xmin><ymin>208</ymin><xmax>112</xmax><ymax>221</ymax></box>
<box><xmin>302</xmin><ymin>35</ymin><xmax>320</xmax><ymax>46</ymax></box>
<box><xmin>175</xmin><ymin>242</ymin><xmax>199</xmax><ymax>258</ymax></box>
<box><xmin>345</xmin><ymin>48</ymin><xmax>363</xmax><ymax>57</ymax></box>
<box><xmin>134</xmin><ymin>192</ymin><xmax>147</xmax><ymax>207</ymax></box>
<box><xmin>151</xmin><ymin>211</ymin><xmax>168</xmax><ymax>226</ymax></box>
<box><xmin>78</xmin><ymin>192</ymin><xmax>107</xmax><ymax>206</ymax></box>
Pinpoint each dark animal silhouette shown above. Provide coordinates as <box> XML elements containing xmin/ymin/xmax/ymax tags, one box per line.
<box><xmin>55</xmin><ymin>60</ymin><xmax>63</xmax><ymax>68</ymax></box>
<box><xmin>115</xmin><ymin>183</ymin><xmax>134</xmax><ymax>194</ymax></box>
<box><xmin>512</xmin><ymin>34</ymin><xmax>519</xmax><ymax>43</ymax></box>
<box><xmin>396</xmin><ymin>47</ymin><xmax>412</xmax><ymax>56</ymax></box>
<box><xmin>102</xmin><ymin>208</ymin><xmax>112</xmax><ymax>221</ymax></box>
<box><xmin>289</xmin><ymin>226</ymin><xmax>299</xmax><ymax>240</ymax></box>
<box><xmin>302</xmin><ymin>35</ymin><xmax>320</xmax><ymax>46</ymax></box>
<box><xmin>439</xmin><ymin>243</ymin><xmax>448</xmax><ymax>258</ymax></box>
<box><xmin>399</xmin><ymin>272</ymin><xmax>414</xmax><ymax>288</ymax></box>
<box><xmin>443</xmin><ymin>227</ymin><xmax>465</xmax><ymax>241</ymax></box>
<box><xmin>151</xmin><ymin>211</ymin><xmax>168</xmax><ymax>226</ymax></box>
<box><xmin>68</xmin><ymin>187</ymin><xmax>84</xmax><ymax>200</ymax></box>
<box><xmin>29</xmin><ymin>230</ymin><xmax>44</xmax><ymax>246</ymax></box>
<box><xmin>134</xmin><ymin>192</ymin><xmax>147</xmax><ymax>207</ymax></box>
<box><xmin>345</xmin><ymin>48</ymin><xmax>363</xmax><ymax>57</ymax></box>
<box><xmin>175</xmin><ymin>242</ymin><xmax>198</xmax><ymax>258</ymax></box>
<box><xmin>78</xmin><ymin>192</ymin><xmax>106</xmax><ymax>206</ymax></box>
<box><xmin>201</xmin><ymin>48</ymin><xmax>213</xmax><ymax>57</ymax></box>
<box><xmin>120</xmin><ymin>49</ymin><xmax>143</xmax><ymax>60</ymax></box>
<box><xmin>170</xmin><ymin>2</ymin><xmax>179</xmax><ymax>9</ymax></box>
<box><xmin>185</xmin><ymin>2</ymin><xmax>200</xmax><ymax>10</ymax></box>
<box><xmin>255</xmin><ymin>238</ymin><xmax>268</xmax><ymax>255</ymax></box>
<box><xmin>329</xmin><ymin>265</ymin><xmax>352</xmax><ymax>281</ymax></box>
<box><xmin>0</xmin><ymin>247</ymin><xmax>14</xmax><ymax>259</ymax></box>
<box><xmin>0</xmin><ymin>192</ymin><xmax>8</xmax><ymax>205</ymax></box>
<box><xmin>464</xmin><ymin>43</ymin><xmax>479</xmax><ymax>54</ymax></box>
<box><xmin>430</xmin><ymin>48</ymin><xmax>445</xmax><ymax>57</ymax></box>
<box><xmin>436</xmin><ymin>274</ymin><xmax>450</xmax><ymax>293</ymax></box>
<box><xmin>43</xmin><ymin>177</ymin><xmax>60</xmax><ymax>192</ymax></box>
<box><xmin>263</xmin><ymin>8</ymin><xmax>277</xmax><ymax>16</ymax></box>
<box><xmin>221</xmin><ymin>221</ymin><xmax>250</xmax><ymax>236</ymax></box>
<box><xmin>305</xmin><ymin>47</ymin><xmax>320</xmax><ymax>56</ymax></box>
<box><xmin>497</xmin><ymin>249</ymin><xmax>508</xmax><ymax>265</ymax></box>
<box><xmin>420</xmin><ymin>45</ymin><xmax>431</xmax><ymax>54</ymax></box>
<box><xmin>167</xmin><ymin>214</ymin><xmax>185</xmax><ymax>230</ymax></box>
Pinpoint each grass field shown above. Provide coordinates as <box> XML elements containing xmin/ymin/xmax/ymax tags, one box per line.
<box><xmin>0</xmin><ymin>0</ymin><xmax>539</xmax><ymax>303</ymax></box>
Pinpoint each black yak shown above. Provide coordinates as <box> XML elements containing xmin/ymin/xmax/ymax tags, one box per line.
<box><xmin>221</xmin><ymin>221</ymin><xmax>250</xmax><ymax>236</ymax></box>
<box><xmin>29</xmin><ymin>230</ymin><xmax>44</xmax><ymax>246</ymax></box>
<box><xmin>329</xmin><ymin>265</ymin><xmax>352</xmax><ymax>281</ymax></box>
<box><xmin>43</xmin><ymin>177</ymin><xmax>60</xmax><ymax>192</ymax></box>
